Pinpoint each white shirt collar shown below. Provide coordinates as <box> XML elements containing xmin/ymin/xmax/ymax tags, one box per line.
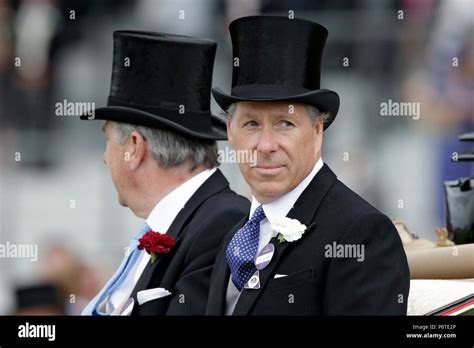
<box><xmin>146</xmin><ymin>168</ymin><xmax>217</xmax><ymax>233</ymax></box>
<box><xmin>250</xmin><ymin>158</ymin><xmax>324</xmax><ymax>224</ymax></box>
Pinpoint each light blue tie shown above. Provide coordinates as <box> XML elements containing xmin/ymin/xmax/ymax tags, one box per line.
<box><xmin>226</xmin><ymin>206</ymin><xmax>266</xmax><ymax>291</ymax></box>
<box><xmin>81</xmin><ymin>222</ymin><xmax>151</xmax><ymax>315</ymax></box>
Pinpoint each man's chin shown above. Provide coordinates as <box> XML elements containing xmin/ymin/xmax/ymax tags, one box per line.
<box><xmin>250</xmin><ymin>184</ymin><xmax>288</xmax><ymax>203</ymax></box>
<box><xmin>118</xmin><ymin>197</ymin><xmax>128</xmax><ymax>207</ymax></box>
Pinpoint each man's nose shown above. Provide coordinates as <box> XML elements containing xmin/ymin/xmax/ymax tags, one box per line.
<box><xmin>256</xmin><ymin>128</ymin><xmax>278</xmax><ymax>154</ymax></box>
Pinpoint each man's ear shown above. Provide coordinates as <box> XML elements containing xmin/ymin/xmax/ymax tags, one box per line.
<box><xmin>226</xmin><ymin>118</ymin><xmax>233</xmax><ymax>145</ymax></box>
<box><xmin>127</xmin><ymin>130</ymin><xmax>147</xmax><ymax>170</ymax></box>
<box><xmin>314</xmin><ymin>118</ymin><xmax>324</xmax><ymax>150</ymax></box>
<box><xmin>314</xmin><ymin>117</ymin><xmax>324</xmax><ymax>136</ymax></box>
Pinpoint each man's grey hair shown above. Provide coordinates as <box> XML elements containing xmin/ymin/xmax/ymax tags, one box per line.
<box><xmin>220</xmin><ymin>103</ymin><xmax>331</xmax><ymax>126</ymax></box>
<box><xmin>111</xmin><ymin>121</ymin><xmax>219</xmax><ymax>171</ymax></box>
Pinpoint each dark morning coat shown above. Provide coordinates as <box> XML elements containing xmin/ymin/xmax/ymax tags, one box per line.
<box><xmin>206</xmin><ymin>164</ymin><xmax>410</xmax><ymax>315</ymax></box>
<box><xmin>130</xmin><ymin>169</ymin><xmax>250</xmax><ymax>315</ymax></box>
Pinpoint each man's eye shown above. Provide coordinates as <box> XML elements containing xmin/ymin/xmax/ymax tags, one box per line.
<box><xmin>280</xmin><ymin>120</ymin><xmax>295</xmax><ymax>128</ymax></box>
<box><xmin>243</xmin><ymin>120</ymin><xmax>259</xmax><ymax>127</ymax></box>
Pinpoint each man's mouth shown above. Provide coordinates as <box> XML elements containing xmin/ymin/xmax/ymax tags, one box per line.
<box><xmin>252</xmin><ymin>164</ymin><xmax>284</xmax><ymax>175</ymax></box>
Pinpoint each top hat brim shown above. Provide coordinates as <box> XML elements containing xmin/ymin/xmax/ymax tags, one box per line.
<box><xmin>212</xmin><ymin>86</ymin><xmax>340</xmax><ymax>130</ymax></box>
<box><xmin>81</xmin><ymin>106</ymin><xmax>227</xmax><ymax>140</ymax></box>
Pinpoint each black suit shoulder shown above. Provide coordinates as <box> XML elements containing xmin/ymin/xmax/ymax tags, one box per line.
<box><xmin>328</xmin><ymin>180</ymin><xmax>380</xmax><ymax>219</ymax></box>
<box><xmin>163</xmin><ymin>188</ymin><xmax>249</xmax><ymax>315</ymax></box>
<box><xmin>313</xmin><ymin>179</ymin><xmax>398</xmax><ymax>241</ymax></box>
<box><xmin>313</xmin><ymin>181</ymin><xmax>409</xmax><ymax>315</ymax></box>
<box><xmin>180</xmin><ymin>189</ymin><xmax>250</xmax><ymax>264</ymax></box>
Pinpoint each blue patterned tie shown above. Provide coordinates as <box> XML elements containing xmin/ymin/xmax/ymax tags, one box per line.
<box><xmin>81</xmin><ymin>222</ymin><xmax>151</xmax><ymax>315</ymax></box>
<box><xmin>226</xmin><ymin>206</ymin><xmax>266</xmax><ymax>291</ymax></box>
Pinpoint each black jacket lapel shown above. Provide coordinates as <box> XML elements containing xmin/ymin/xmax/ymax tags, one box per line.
<box><xmin>130</xmin><ymin>169</ymin><xmax>231</xmax><ymax>306</ymax></box>
<box><xmin>232</xmin><ymin>164</ymin><xmax>337</xmax><ymax>315</ymax></box>
<box><xmin>206</xmin><ymin>215</ymin><xmax>248</xmax><ymax>315</ymax></box>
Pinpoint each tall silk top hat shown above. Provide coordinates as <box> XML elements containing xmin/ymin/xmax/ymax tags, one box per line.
<box><xmin>81</xmin><ymin>30</ymin><xmax>227</xmax><ymax>140</ymax></box>
<box><xmin>212</xmin><ymin>16</ymin><xmax>340</xmax><ymax>130</ymax></box>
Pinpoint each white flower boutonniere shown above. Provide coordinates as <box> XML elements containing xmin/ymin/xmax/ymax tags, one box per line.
<box><xmin>270</xmin><ymin>217</ymin><xmax>307</xmax><ymax>243</ymax></box>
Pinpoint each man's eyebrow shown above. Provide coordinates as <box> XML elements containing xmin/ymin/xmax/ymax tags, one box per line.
<box><xmin>238</xmin><ymin>112</ymin><xmax>259</xmax><ymax>118</ymax></box>
<box><xmin>237</xmin><ymin>112</ymin><xmax>296</xmax><ymax>119</ymax></box>
<box><xmin>274</xmin><ymin>112</ymin><xmax>296</xmax><ymax>118</ymax></box>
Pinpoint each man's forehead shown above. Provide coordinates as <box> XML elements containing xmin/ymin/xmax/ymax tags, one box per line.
<box><xmin>235</xmin><ymin>101</ymin><xmax>304</xmax><ymax>116</ymax></box>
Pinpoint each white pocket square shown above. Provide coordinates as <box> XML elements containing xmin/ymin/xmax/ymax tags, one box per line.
<box><xmin>274</xmin><ymin>274</ymin><xmax>288</xmax><ymax>279</ymax></box>
<box><xmin>137</xmin><ymin>288</ymin><xmax>172</xmax><ymax>306</ymax></box>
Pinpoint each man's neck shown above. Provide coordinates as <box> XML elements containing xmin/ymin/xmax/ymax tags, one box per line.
<box><xmin>132</xmin><ymin>165</ymin><xmax>208</xmax><ymax>218</ymax></box>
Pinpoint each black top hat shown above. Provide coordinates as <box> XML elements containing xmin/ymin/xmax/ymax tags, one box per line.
<box><xmin>15</xmin><ymin>284</ymin><xmax>62</xmax><ymax>310</ymax></box>
<box><xmin>81</xmin><ymin>30</ymin><xmax>227</xmax><ymax>140</ymax></box>
<box><xmin>212</xmin><ymin>16</ymin><xmax>340</xmax><ymax>130</ymax></box>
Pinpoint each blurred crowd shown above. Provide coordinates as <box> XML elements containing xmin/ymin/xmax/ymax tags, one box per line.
<box><xmin>12</xmin><ymin>241</ymin><xmax>103</xmax><ymax>315</ymax></box>
<box><xmin>0</xmin><ymin>0</ymin><xmax>472</xmax><ymax>314</ymax></box>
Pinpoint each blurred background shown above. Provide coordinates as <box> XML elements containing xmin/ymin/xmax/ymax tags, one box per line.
<box><xmin>0</xmin><ymin>0</ymin><xmax>472</xmax><ymax>314</ymax></box>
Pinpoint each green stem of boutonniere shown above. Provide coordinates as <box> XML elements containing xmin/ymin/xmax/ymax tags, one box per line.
<box><xmin>151</xmin><ymin>252</ymin><xmax>159</xmax><ymax>263</ymax></box>
<box><xmin>278</xmin><ymin>234</ymin><xmax>286</xmax><ymax>243</ymax></box>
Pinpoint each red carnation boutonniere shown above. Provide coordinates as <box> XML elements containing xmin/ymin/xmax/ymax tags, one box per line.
<box><xmin>137</xmin><ymin>231</ymin><xmax>176</xmax><ymax>264</ymax></box>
